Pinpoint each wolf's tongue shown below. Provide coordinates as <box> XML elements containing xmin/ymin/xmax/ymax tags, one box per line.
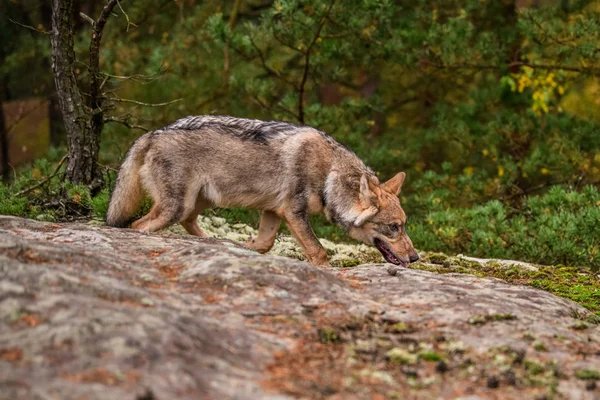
<box><xmin>375</xmin><ymin>239</ymin><xmax>403</xmax><ymax>266</ymax></box>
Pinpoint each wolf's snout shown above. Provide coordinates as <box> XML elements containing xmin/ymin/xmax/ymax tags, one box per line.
<box><xmin>409</xmin><ymin>253</ymin><xmax>420</xmax><ymax>263</ymax></box>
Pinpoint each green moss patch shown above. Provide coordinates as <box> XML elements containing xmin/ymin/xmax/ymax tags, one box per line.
<box><xmin>575</xmin><ymin>369</ymin><xmax>600</xmax><ymax>381</ymax></box>
<box><xmin>318</xmin><ymin>328</ymin><xmax>341</xmax><ymax>344</ymax></box>
<box><xmin>468</xmin><ymin>313</ymin><xmax>516</xmax><ymax>326</ymax></box>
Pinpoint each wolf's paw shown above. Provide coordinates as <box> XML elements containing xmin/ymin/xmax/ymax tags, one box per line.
<box><xmin>244</xmin><ymin>237</ymin><xmax>272</xmax><ymax>254</ymax></box>
<box><xmin>307</xmin><ymin>249</ymin><xmax>330</xmax><ymax>267</ymax></box>
<box><xmin>312</xmin><ymin>260</ymin><xmax>332</xmax><ymax>268</ymax></box>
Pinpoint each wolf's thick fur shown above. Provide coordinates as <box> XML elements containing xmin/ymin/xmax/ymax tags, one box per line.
<box><xmin>107</xmin><ymin>116</ymin><xmax>419</xmax><ymax>266</ymax></box>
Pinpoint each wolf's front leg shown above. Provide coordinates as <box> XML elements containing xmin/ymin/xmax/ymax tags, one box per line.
<box><xmin>283</xmin><ymin>210</ymin><xmax>330</xmax><ymax>267</ymax></box>
<box><xmin>245</xmin><ymin>210</ymin><xmax>282</xmax><ymax>253</ymax></box>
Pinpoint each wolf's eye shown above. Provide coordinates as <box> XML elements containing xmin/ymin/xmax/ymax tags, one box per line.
<box><xmin>389</xmin><ymin>223</ymin><xmax>400</xmax><ymax>233</ymax></box>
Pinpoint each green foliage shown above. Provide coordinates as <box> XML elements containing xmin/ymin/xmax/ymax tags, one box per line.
<box><xmin>91</xmin><ymin>188</ymin><xmax>111</xmax><ymax>221</ymax></box>
<box><xmin>0</xmin><ymin>185</ymin><xmax>30</xmax><ymax>216</ymax></box>
<box><xmin>410</xmin><ymin>186</ymin><xmax>600</xmax><ymax>270</ymax></box>
<box><xmin>0</xmin><ymin>153</ymin><xmax>108</xmax><ymax>222</ymax></box>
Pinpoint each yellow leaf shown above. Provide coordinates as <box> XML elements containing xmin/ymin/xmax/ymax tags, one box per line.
<box><xmin>497</xmin><ymin>166</ymin><xmax>504</xmax><ymax>177</ymax></box>
<box><xmin>541</xmin><ymin>168</ymin><xmax>550</xmax><ymax>175</ymax></box>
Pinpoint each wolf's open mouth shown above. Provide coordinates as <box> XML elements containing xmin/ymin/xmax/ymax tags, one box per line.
<box><xmin>374</xmin><ymin>238</ymin><xmax>408</xmax><ymax>267</ymax></box>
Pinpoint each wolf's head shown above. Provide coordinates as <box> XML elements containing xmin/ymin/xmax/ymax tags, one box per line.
<box><xmin>348</xmin><ymin>172</ymin><xmax>419</xmax><ymax>267</ymax></box>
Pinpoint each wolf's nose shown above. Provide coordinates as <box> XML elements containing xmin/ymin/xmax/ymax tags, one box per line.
<box><xmin>409</xmin><ymin>254</ymin><xmax>420</xmax><ymax>263</ymax></box>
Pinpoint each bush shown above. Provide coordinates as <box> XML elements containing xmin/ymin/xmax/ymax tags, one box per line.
<box><xmin>0</xmin><ymin>184</ymin><xmax>30</xmax><ymax>216</ymax></box>
<box><xmin>409</xmin><ymin>185</ymin><xmax>600</xmax><ymax>270</ymax></box>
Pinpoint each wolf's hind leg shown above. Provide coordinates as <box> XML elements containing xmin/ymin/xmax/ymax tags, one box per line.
<box><xmin>245</xmin><ymin>210</ymin><xmax>281</xmax><ymax>253</ymax></box>
<box><xmin>131</xmin><ymin>200</ymin><xmax>183</xmax><ymax>232</ymax></box>
<box><xmin>283</xmin><ymin>209</ymin><xmax>329</xmax><ymax>267</ymax></box>
<box><xmin>130</xmin><ymin>212</ymin><xmax>151</xmax><ymax>230</ymax></box>
<box><xmin>180</xmin><ymin>195</ymin><xmax>212</xmax><ymax>237</ymax></box>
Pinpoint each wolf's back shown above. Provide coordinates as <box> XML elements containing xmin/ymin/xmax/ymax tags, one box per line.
<box><xmin>106</xmin><ymin>135</ymin><xmax>149</xmax><ymax>227</ymax></box>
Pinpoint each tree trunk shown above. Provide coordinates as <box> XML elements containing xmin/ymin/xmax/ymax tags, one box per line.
<box><xmin>50</xmin><ymin>0</ymin><xmax>99</xmax><ymax>186</ymax></box>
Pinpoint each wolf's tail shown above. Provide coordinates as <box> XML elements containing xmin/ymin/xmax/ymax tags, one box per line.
<box><xmin>106</xmin><ymin>136</ymin><xmax>149</xmax><ymax>227</ymax></box>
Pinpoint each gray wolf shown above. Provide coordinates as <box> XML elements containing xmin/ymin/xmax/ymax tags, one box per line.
<box><xmin>106</xmin><ymin>115</ymin><xmax>420</xmax><ymax>267</ymax></box>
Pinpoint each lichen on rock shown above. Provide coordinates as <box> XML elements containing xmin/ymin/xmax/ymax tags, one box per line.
<box><xmin>164</xmin><ymin>215</ymin><xmax>382</xmax><ymax>267</ymax></box>
<box><xmin>1</xmin><ymin>216</ymin><xmax>599</xmax><ymax>400</ymax></box>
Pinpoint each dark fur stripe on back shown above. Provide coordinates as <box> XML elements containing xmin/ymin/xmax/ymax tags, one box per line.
<box><xmin>164</xmin><ymin>115</ymin><xmax>301</xmax><ymax>144</ymax></box>
<box><xmin>160</xmin><ymin>115</ymin><xmax>361</xmax><ymax>160</ymax></box>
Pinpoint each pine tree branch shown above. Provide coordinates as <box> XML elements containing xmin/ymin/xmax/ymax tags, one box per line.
<box><xmin>511</xmin><ymin>61</ymin><xmax>596</xmax><ymax>73</ymax></box>
<box><xmin>271</xmin><ymin>26</ymin><xmax>302</xmax><ymax>53</ymax></box>
<box><xmin>116</xmin><ymin>0</ymin><xmax>137</xmax><ymax>31</ymax></box>
<box><xmin>246</xmin><ymin>37</ymin><xmax>300</xmax><ymax>90</ymax></box>
<box><xmin>298</xmin><ymin>0</ymin><xmax>336</xmax><ymax>123</ymax></box>
<box><xmin>427</xmin><ymin>60</ymin><xmax>598</xmax><ymax>74</ymax></box>
<box><xmin>250</xmin><ymin>95</ymin><xmax>299</xmax><ymax>121</ymax></box>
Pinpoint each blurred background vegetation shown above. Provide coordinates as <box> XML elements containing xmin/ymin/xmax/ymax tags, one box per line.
<box><xmin>1</xmin><ymin>0</ymin><xmax>599</xmax><ymax>270</ymax></box>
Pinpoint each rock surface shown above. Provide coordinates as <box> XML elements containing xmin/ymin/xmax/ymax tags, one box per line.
<box><xmin>0</xmin><ymin>216</ymin><xmax>598</xmax><ymax>400</ymax></box>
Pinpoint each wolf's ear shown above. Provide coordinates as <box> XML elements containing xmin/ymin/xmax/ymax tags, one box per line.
<box><xmin>356</xmin><ymin>173</ymin><xmax>380</xmax><ymax>226</ymax></box>
<box><xmin>382</xmin><ymin>172</ymin><xmax>406</xmax><ymax>196</ymax></box>
<box><xmin>359</xmin><ymin>173</ymin><xmax>381</xmax><ymax>208</ymax></box>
